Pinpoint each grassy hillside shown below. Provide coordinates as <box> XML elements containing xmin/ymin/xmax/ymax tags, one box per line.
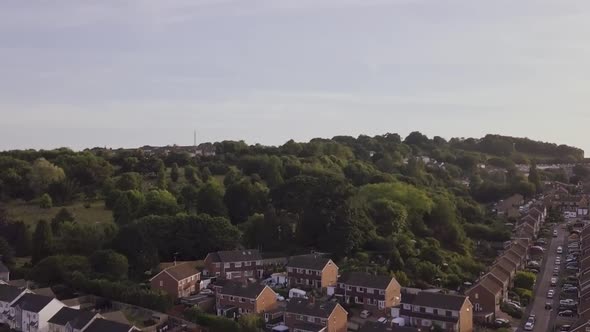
<box><xmin>4</xmin><ymin>200</ymin><xmax>113</xmax><ymax>226</ymax></box>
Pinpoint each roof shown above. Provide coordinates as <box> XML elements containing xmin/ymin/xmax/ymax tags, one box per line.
<box><xmin>0</xmin><ymin>261</ymin><xmax>8</xmax><ymax>273</ymax></box>
<box><xmin>207</xmin><ymin>250</ymin><xmax>262</xmax><ymax>263</ymax></box>
<box><xmin>48</xmin><ymin>307</ymin><xmax>96</xmax><ymax>329</ymax></box>
<box><xmin>34</xmin><ymin>287</ymin><xmax>56</xmax><ymax>298</ymax></box>
<box><xmin>0</xmin><ymin>284</ymin><xmax>25</xmax><ymax>303</ymax></box>
<box><xmin>286</xmin><ymin>255</ymin><xmax>333</xmax><ymax>271</ymax></box>
<box><xmin>497</xmin><ymin>256</ymin><xmax>517</xmax><ymax>271</ymax></box>
<box><xmin>474</xmin><ymin>275</ymin><xmax>502</xmax><ymax>295</ymax></box>
<box><xmin>360</xmin><ymin>322</ymin><xmax>421</xmax><ymax>332</ymax></box>
<box><xmin>286</xmin><ymin>299</ymin><xmax>340</xmax><ymax>318</ymax></box>
<box><xmin>101</xmin><ymin>311</ymin><xmax>131</xmax><ymax>325</ymax></box>
<box><xmin>339</xmin><ymin>272</ymin><xmax>395</xmax><ymax>290</ymax></box>
<box><xmin>489</xmin><ymin>267</ymin><xmax>509</xmax><ymax>285</ymax></box>
<box><xmin>503</xmin><ymin>251</ymin><xmax>521</xmax><ymax>266</ymax></box>
<box><xmin>409</xmin><ymin>291</ymin><xmax>467</xmax><ymax>311</ymax></box>
<box><xmin>218</xmin><ymin>283</ymin><xmax>270</xmax><ymax>299</ymax></box>
<box><xmin>11</xmin><ymin>293</ymin><xmax>54</xmax><ymax>313</ymax></box>
<box><xmin>83</xmin><ymin>318</ymin><xmax>135</xmax><ymax>332</ymax></box>
<box><xmin>153</xmin><ymin>263</ymin><xmax>200</xmax><ymax>282</ymax></box>
<box><xmin>521</xmin><ymin>215</ymin><xmax>538</xmax><ymax>224</ymax></box>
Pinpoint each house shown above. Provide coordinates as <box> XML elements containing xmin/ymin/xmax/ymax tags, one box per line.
<box><xmin>204</xmin><ymin>250</ymin><xmax>264</xmax><ymax>281</ymax></box>
<box><xmin>82</xmin><ymin>318</ymin><xmax>137</xmax><ymax>332</ymax></box>
<box><xmin>496</xmin><ymin>195</ymin><xmax>524</xmax><ymax>216</ymax></box>
<box><xmin>487</xmin><ymin>266</ymin><xmax>510</xmax><ymax>291</ymax></box>
<box><xmin>286</xmin><ymin>255</ymin><xmax>338</xmax><ymax>290</ymax></box>
<box><xmin>47</xmin><ymin>307</ymin><xmax>98</xmax><ymax>332</ymax></box>
<box><xmin>398</xmin><ymin>291</ymin><xmax>473</xmax><ymax>332</ymax></box>
<box><xmin>150</xmin><ymin>262</ymin><xmax>201</xmax><ymax>299</ymax></box>
<box><xmin>9</xmin><ymin>293</ymin><xmax>64</xmax><ymax>332</ymax></box>
<box><xmin>215</xmin><ymin>283</ymin><xmax>277</xmax><ymax>318</ymax></box>
<box><xmin>0</xmin><ymin>284</ymin><xmax>30</xmax><ymax>325</ymax></box>
<box><xmin>495</xmin><ymin>257</ymin><xmax>517</xmax><ymax>278</ymax></box>
<box><xmin>284</xmin><ymin>298</ymin><xmax>348</xmax><ymax>332</ymax></box>
<box><xmin>334</xmin><ymin>272</ymin><xmax>401</xmax><ymax>314</ymax></box>
<box><xmin>360</xmin><ymin>322</ymin><xmax>421</xmax><ymax>332</ymax></box>
<box><xmin>521</xmin><ymin>214</ymin><xmax>540</xmax><ymax>235</ymax></box>
<box><xmin>503</xmin><ymin>248</ymin><xmax>524</xmax><ymax>269</ymax></box>
<box><xmin>0</xmin><ymin>261</ymin><xmax>9</xmax><ymax>282</ymax></box>
<box><xmin>465</xmin><ymin>274</ymin><xmax>503</xmax><ymax>323</ymax></box>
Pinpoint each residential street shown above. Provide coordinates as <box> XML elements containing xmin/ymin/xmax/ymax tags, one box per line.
<box><xmin>520</xmin><ymin>225</ymin><xmax>567</xmax><ymax>332</ymax></box>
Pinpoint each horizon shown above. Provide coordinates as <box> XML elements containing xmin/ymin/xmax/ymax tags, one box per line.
<box><xmin>2</xmin><ymin>1</ymin><xmax>590</xmax><ymax>152</ymax></box>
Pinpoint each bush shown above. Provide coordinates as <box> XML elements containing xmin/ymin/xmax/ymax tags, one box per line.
<box><xmin>513</xmin><ymin>271</ymin><xmax>536</xmax><ymax>290</ymax></box>
<box><xmin>500</xmin><ymin>302</ymin><xmax>523</xmax><ymax>319</ymax></box>
<box><xmin>513</xmin><ymin>288</ymin><xmax>532</xmax><ymax>305</ymax></box>
<box><xmin>39</xmin><ymin>193</ymin><xmax>53</xmax><ymax>209</ymax></box>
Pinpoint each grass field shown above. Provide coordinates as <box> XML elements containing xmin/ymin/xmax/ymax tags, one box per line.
<box><xmin>4</xmin><ymin>200</ymin><xmax>114</xmax><ymax>226</ymax></box>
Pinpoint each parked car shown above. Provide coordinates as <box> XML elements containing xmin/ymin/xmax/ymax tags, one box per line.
<box><xmin>360</xmin><ymin>310</ymin><xmax>372</xmax><ymax>319</ymax></box>
<box><xmin>494</xmin><ymin>318</ymin><xmax>510</xmax><ymax>328</ymax></box>
<box><xmin>526</xmin><ymin>268</ymin><xmax>540</xmax><ymax>274</ymax></box>
<box><xmin>551</xmin><ymin>277</ymin><xmax>558</xmax><ymax>286</ymax></box>
<box><xmin>377</xmin><ymin>317</ymin><xmax>387</xmax><ymax>324</ymax></box>
<box><xmin>545</xmin><ymin>302</ymin><xmax>553</xmax><ymax>310</ymax></box>
<box><xmin>566</xmin><ymin>266</ymin><xmax>579</xmax><ymax>272</ymax></box>
<box><xmin>554</xmin><ymin>230</ymin><xmax>558</xmax><ymax>237</ymax></box>
<box><xmin>524</xmin><ymin>316</ymin><xmax>535</xmax><ymax>331</ymax></box>
<box><xmin>563</xmin><ymin>287</ymin><xmax>578</xmax><ymax>294</ymax></box>
<box><xmin>557</xmin><ymin>246</ymin><xmax>563</xmax><ymax>254</ymax></box>
<box><xmin>560</xmin><ymin>299</ymin><xmax>577</xmax><ymax>306</ymax></box>
<box><xmin>558</xmin><ymin>310</ymin><xmax>575</xmax><ymax>317</ymax></box>
<box><xmin>199</xmin><ymin>289</ymin><xmax>213</xmax><ymax>295</ymax></box>
<box><xmin>547</xmin><ymin>289</ymin><xmax>555</xmax><ymax>298</ymax></box>
<box><xmin>560</xmin><ymin>325</ymin><xmax>571</xmax><ymax>332</ymax></box>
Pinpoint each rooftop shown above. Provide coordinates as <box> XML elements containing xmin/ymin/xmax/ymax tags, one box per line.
<box><xmin>83</xmin><ymin>318</ymin><xmax>135</xmax><ymax>332</ymax></box>
<box><xmin>287</xmin><ymin>255</ymin><xmax>333</xmax><ymax>271</ymax></box>
<box><xmin>48</xmin><ymin>307</ymin><xmax>96</xmax><ymax>329</ymax></box>
<box><xmin>339</xmin><ymin>271</ymin><xmax>395</xmax><ymax>290</ymax></box>
<box><xmin>11</xmin><ymin>293</ymin><xmax>54</xmax><ymax>313</ymax></box>
<box><xmin>286</xmin><ymin>298</ymin><xmax>340</xmax><ymax>318</ymax></box>
<box><xmin>208</xmin><ymin>250</ymin><xmax>262</xmax><ymax>263</ymax></box>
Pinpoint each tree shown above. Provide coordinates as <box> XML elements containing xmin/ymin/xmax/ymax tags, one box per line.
<box><xmin>30</xmin><ymin>255</ymin><xmax>91</xmax><ymax>286</ymax></box>
<box><xmin>238</xmin><ymin>314</ymin><xmax>263</xmax><ymax>332</ymax></box>
<box><xmin>157</xmin><ymin>163</ymin><xmax>167</xmax><ymax>190</ymax></box>
<box><xmin>528</xmin><ymin>161</ymin><xmax>541</xmax><ymax>193</ymax></box>
<box><xmin>142</xmin><ymin>190</ymin><xmax>178</xmax><ymax>216</ymax></box>
<box><xmin>39</xmin><ymin>193</ymin><xmax>53</xmax><ymax>209</ymax></box>
<box><xmin>113</xmin><ymin>190</ymin><xmax>145</xmax><ymax>224</ymax></box>
<box><xmin>116</xmin><ymin>172</ymin><xmax>142</xmax><ymax>191</ymax></box>
<box><xmin>196</xmin><ymin>181</ymin><xmax>227</xmax><ymax>217</ymax></box>
<box><xmin>29</xmin><ymin>158</ymin><xmax>66</xmax><ymax>195</ymax></box>
<box><xmin>201</xmin><ymin>167</ymin><xmax>212</xmax><ymax>182</ymax></box>
<box><xmin>112</xmin><ymin>226</ymin><xmax>159</xmax><ymax>277</ymax></box>
<box><xmin>0</xmin><ymin>236</ymin><xmax>15</xmax><ymax>266</ymax></box>
<box><xmin>90</xmin><ymin>249</ymin><xmax>129</xmax><ymax>280</ymax></box>
<box><xmin>59</xmin><ymin>222</ymin><xmax>106</xmax><ymax>256</ymax></box>
<box><xmin>367</xmin><ymin>199</ymin><xmax>408</xmax><ymax>236</ymax></box>
<box><xmin>513</xmin><ymin>271</ymin><xmax>536</xmax><ymax>290</ymax></box>
<box><xmin>51</xmin><ymin>207</ymin><xmax>75</xmax><ymax>235</ymax></box>
<box><xmin>184</xmin><ymin>165</ymin><xmax>198</xmax><ymax>184</ymax></box>
<box><xmin>224</xmin><ymin>179</ymin><xmax>268</xmax><ymax>224</ymax></box>
<box><xmin>32</xmin><ymin>220</ymin><xmax>53</xmax><ymax>264</ymax></box>
<box><xmin>170</xmin><ymin>163</ymin><xmax>180</xmax><ymax>183</ymax></box>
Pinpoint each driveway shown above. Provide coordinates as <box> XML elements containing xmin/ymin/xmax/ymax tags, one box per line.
<box><xmin>520</xmin><ymin>224</ymin><xmax>566</xmax><ymax>332</ymax></box>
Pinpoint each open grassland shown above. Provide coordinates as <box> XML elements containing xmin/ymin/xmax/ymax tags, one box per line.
<box><xmin>4</xmin><ymin>200</ymin><xmax>114</xmax><ymax>226</ymax></box>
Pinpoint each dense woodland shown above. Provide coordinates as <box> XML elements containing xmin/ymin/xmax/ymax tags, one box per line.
<box><xmin>0</xmin><ymin>132</ymin><xmax>587</xmax><ymax>310</ymax></box>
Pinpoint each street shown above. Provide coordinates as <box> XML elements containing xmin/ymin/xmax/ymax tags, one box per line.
<box><xmin>521</xmin><ymin>224</ymin><xmax>567</xmax><ymax>332</ymax></box>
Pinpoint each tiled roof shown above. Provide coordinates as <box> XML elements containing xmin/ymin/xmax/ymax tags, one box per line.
<box><xmin>83</xmin><ymin>318</ymin><xmax>135</xmax><ymax>332</ymax></box>
<box><xmin>218</xmin><ymin>283</ymin><xmax>270</xmax><ymax>299</ymax></box>
<box><xmin>164</xmin><ymin>263</ymin><xmax>200</xmax><ymax>281</ymax></box>
<box><xmin>11</xmin><ymin>294</ymin><xmax>54</xmax><ymax>313</ymax></box>
<box><xmin>208</xmin><ymin>250</ymin><xmax>262</xmax><ymax>263</ymax></box>
<box><xmin>286</xmin><ymin>299</ymin><xmax>339</xmax><ymax>318</ymax></box>
<box><xmin>409</xmin><ymin>292</ymin><xmax>467</xmax><ymax>311</ymax></box>
<box><xmin>489</xmin><ymin>267</ymin><xmax>510</xmax><ymax>285</ymax></box>
<box><xmin>339</xmin><ymin>272</ymin><xmax>395</xmax><ymax>290</ymax></box>
<box><xmin>476</xmin><ymin>275</ymin><xmax>502</xmax><ymax>295</ymax></box>
<box><xmin>287</xmin><ymin>255</ymin><xmax>333</xmax><ymax>271</ymax></box>
<box><xmin>0</xmin><ymin>284</ymin><xmax>24</xmax><ymax>303</ymax></box>
<box><xmin>48</xmin><ymin>307</ymin><xmax>96</xmax><ymax>329</ymax></box>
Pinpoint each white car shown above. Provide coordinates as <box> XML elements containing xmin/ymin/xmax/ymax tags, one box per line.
<box><xmin>551</xmin><ymin>277</ymin><xmax>558</xmax><ymax>286</ymax></box>
<box><xmin>557</xmin><ymin>246</ymin><xmax>563</xmax><ymax>254</ymax></box>
<box><xmin>524</xmin><ymin>321</ymin><xmax>535</xmax><ymax>331</ymax></box>
<box><xmin>547</xmin><ymin>289</ymin><xmax>555</xmax><ymax>299</ymax></box>
<box><xmin>360</xmin><ymin>310</ymin><xmax>371</xmax><ymax>319</ymax></box>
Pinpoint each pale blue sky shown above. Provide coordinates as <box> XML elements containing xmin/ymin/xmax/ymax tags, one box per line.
<box><xmin>1</xmin><ymin>0</ymin><xmax>590</xmax><ymax>153</ymax></box>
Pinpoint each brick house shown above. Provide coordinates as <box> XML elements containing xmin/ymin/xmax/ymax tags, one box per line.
<box><xmin>204</xmin><ymin>250</ymin><xmax>264</xmax><ymax>281</ymax></box>
<box><xmin>216</xmin><ymin>283</ymin><xmax>277</xmax><ymax>318</ymax></box>
<box><xmin>465</xmin><ymin>274</ymin><xmax>503</xmax><ymax>323</ymax></box>
<box><xmin>398</xmin><ymin>291</ymin><xmax>473</xmax><ymax>332</ymax></box>
<box><xmin>286</xmin><ymin>255</ymin><xmax>338</xmax><ymax>290</ymax></box>
<box><xmin>150</xmin><ymin>262</ymin><xmax>201</xmax><ymax>299</ymax></box>
<box><xmin>284</xmin><ymin>298</ymin><xmax>348</xmax><ymax>332</ymax></box>
<box><xmin>334</xmin><ymin>272</ymin><xmax>401</xmax><ymax>314</ymax></box>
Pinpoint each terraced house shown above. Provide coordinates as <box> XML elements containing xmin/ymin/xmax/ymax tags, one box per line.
<box><xmin>204</xmin><ymin>250</ymin><xmax>264</xmax><ymax>281</ymax></box>
<box><xmin>286</xmin><ymin>255</ymin><xmax>338</xmax><ymax>290</ymax></box>
<box><xmin>216</xmin><ymin>283</ymin><xmax>277</xmax><ymax>318</ymax></box>
<box><xmin>333</xmin><ymin>272</ymin><xmax>401</xmax><ymax>314</ymax></box>
<box><xmin>284</xmin><ymin>298</ymin><xmax>348</xmax><ymax>332</ymax></box>
<box><xmin>149</xmin><ymin>262</ymin><xmax>201</xmax><ymax>299</ymax></box>
<box><xmin>398</xmin><ymin>291</ymin><xmax>473</xmax><ymax>332</ymax></box>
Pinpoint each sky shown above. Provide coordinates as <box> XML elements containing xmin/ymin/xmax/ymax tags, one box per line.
<box><xmin>1</xmin><ymin>0</ymin><xmax>590</xmax><ymax>153</ymax></box>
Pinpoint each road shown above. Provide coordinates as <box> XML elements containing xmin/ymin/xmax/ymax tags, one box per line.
<box><xmin>522</xmin><ymin>224</ymin><xmax>566</xmax><ymax>332</ymax></box>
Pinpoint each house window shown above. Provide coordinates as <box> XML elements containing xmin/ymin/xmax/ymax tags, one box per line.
<box><xmin>357</xmin><ymin>287</ymin><xmax>364</xmax><ymax>293</ymax></box>
<box><xmin>379</xmin><ymin>290</ymin><xmax>385</xmax><ymax>295</ymax></box>
<box><xmin>159</xmin><ymin>280</ymin><xmax>163</xmax><ymax>287</ymax></box>
<box><xmin>215</xmin><ymin>263</ymin><xmax>221</xmax><ymax>268</ymax></box>
<box><xmin>378</xmin><ymin>301</ymin><xmax>385</xmax><ymax>309</ymax></box>
<box><xmin>287</xmin><ymin>267</ymin><xmax>293</xmax><ymax>272</ymax></box>
<box><xmin>339</xmin><ymin>283</ymin><xmax>345</xmax><ymax>289</ymax></box>
<box><xmin>306</xmin><ymin>270</ymin><xmax>312</xmax><ymax>275</ymax></box>
<box><xmin>245</xmin><ymin>261</ymin><xmax>251</xmax><ymax>266</ymax></box>
<box><xmin>347</xmin><ymin>286</ymin><xmax>352</xmax><ymax>291</ymax></box>
<box><xmin>224</xmin><ymin>263</ymin><xmax>230</xmax><ymax>269</ymax></box>
<box><xmin>316</xmin><ymin>271</ymin><xmax>321</xmax><ymax>276</ymax></box>
<box><xmin>420</xmin><ymin>307</ymin><xmax>426</xmax><ymax>313</ymax></box>
<box><xmin>235</xmin><ymin>262</ymin><xmax>242</xmax><ymax>268</ymax></box>
<box><xmin>240</xmin><ymin>298</ymin><xmax>245</xmax><ymax>303</ymax></box>
<box><xmin>355</xmin><ymin>297</ymin><xmax>363</xmax><ymax>304</ymax></box>
<box><xmin>474</xmin><ymin>293</ymin><xmax>479</xmax><ymax>300</ymax></box>
<box><xmin>256</xmin><ymin>261</ymin><xmax>262</xmax><ymax>266</ymax></box>
<box><xmin>446</xmin><ymin>311</ymin><xmax>452</xmax><ymax>317</ymax></box>
<box><xmin>220</xmin><ymin>295</ymin><xmax>225</xmax><ymax>299</ymax></box>
<box><xmin>250</xmin><ymin>299</ymin><xmax>255</xmax><ymax>304</ymax></box>
<box><xmin>229</xmin><ymin>296</ymin><xmax>235</xmax><ymax>302</ymax></box>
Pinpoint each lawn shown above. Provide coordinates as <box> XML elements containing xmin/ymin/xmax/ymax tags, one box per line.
<box><xmin>4</xmin><ymin>199</ymin><xmax>114</xmax><ymax>226</ymax></box>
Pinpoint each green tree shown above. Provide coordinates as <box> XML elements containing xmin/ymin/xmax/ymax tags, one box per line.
<box><xmin>238</xmin><ymin>314</ymin><xmax>263</xmax><ymax>332</ymax></box>
<box><xmin>32</xmin><ymin>220</ymin><xmax>53</xmax><ymax>264</ymax></box>
<box><xmin>0</xmin><ymin>236</ymin><xmax>15</xmax><ymax>266</ymax></box>
<box><xmin>201</xmin><ymin>167</ymin><xmax>212</xmax><ymax>182</ymax></box>
<box><xmin>39</xmin><ymin>193</ymin><xmax>53</xmax><ymax>209</ymax></box>
<box><xmin>59</xmin><ymin>222</ymin><xmax>106</xmax><ymax>256</ymax></box>
<box><xmin>90</xmin><ymin>249</ymin><xmax>129</xmax><ymax>280</ymax></box>
<box><xmin>184</xmin><ymin>165</ymin><xmax>198</xmax><ymax>184</ymax></box>
<box><xmin>30</xmin><ymin>255</ymin><xmax>91</xmax><ymax>286</ymax></box>
<box><xmin>157</xmin><ymin>163</ymin><xmax>167</xmax><ymax>190</ymax></box>
<box><xmin>180</xmin><ymin>184</ymin><xmax>200</xmax><ymax>213</ymax></box>
<box><xmin>224</xmin><ymin>179</ymin><xmax>268</xmax><ymax>224</ymax></box>
<box><xmin>142</xmin><ymin>190</ymin><xmax>178</xmax><ymax>216</ymax></box>
<box><xmin>367</xmin><ymin>199</ymin><xmax>408</xmax><ymax>236</ymax></box>
<box><xmin>29</xmin><ymin>158</ymin><xmax>66</xmax><ymax>195</ymax></box>
<box><xmin>170</xmin><ymin>163</ymin><xmax>180</xmax><ymax>183</ymax></box>
<box><xmin>112</xmin><ymin>226</ymin><xmax>159</xmax><ymax>277</ymax></box>
<box><xmin>528</xmin><ymin>161</ymin><xmax>541</xmax><ymax>193</ymax></box>
<box><xmin>113</xmin><ymin>190</ymin><xmax>145</xmax><ymax>224</ymax></box>
<box><xmin>197</xmin><ymin>181</ymin><xmax>227</xmax><ymax>217</ymax></box>
<box><xmin>116</xmin><ymin>172</ymin><xmax>142</xmax><ymax>191</ymax></box>
<box><xmin>513</xmin><ymin>271</ymin><xmax>536</xmax><ymax>290</ymax></box>
<box><xmin>51</xmin><ymin>207</ymin><xmax>75</xmax><ymax>235</ymax></box>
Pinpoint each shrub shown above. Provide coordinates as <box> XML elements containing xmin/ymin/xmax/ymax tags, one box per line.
<box><xmin>39</xmin><ymin>193</ymin><xmax>53</xmax><ymax>209</ymax></box>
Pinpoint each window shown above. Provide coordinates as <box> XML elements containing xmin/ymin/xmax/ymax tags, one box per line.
<box><xmin>378</xmin><ymin>301</ymin><xmax>385</xmax><ymax>309</ymax></box>
<box><xmin>307</xmin><ymin>269</ymin><xmax>312</xmax><ymax>275</ymax></box>
<box><xmin>420</xmin><ymin>307</ymin><xmax>426</xmax><ymax>313</ymax></box>
<box><xmin>220</xmin><ymin>295</ymin><xmax>225</xmax><ymax>299</ymax></box>
<box><xmin>355</xmin><ymin>297</ymin><xmax>363</xmax><ymax>304</ymax></box>
<box><xmin>159</xmin><ymin>280</ymin><xmax>163</xmax><ymax>287</ymax></box>
<box><xmin>235</xmin><ymin>262</ymin><xmax>242</xmax><ymax>268</ymax></box>
<box><xmin>245</xmin><ymin>261</ymin><xmax>251</xmax><ymax>266</ymax></box>
<box><xmin>433</xmin><ymin>309</ymin><xmax>438</xmax><ymax>315</ymax></box>
<box><xmin>357</xmin><ymin>287</ymin><xmax>364</xmax><ymax>293</ymax></box>
<box><xmin>240</xmin><ymin>298</ymin><xmax>245</xmax><ymax>303</ymax></box>
<box><xmin>297</xmin><ymin>315</ymin><xmax>303</xmax><ymax>321</ymax></box>
<box><xmin>287</xmin><ymin>267</ymin><xmax>293</xmax><ymax>272</ymax></box>
<box><xmin>256</xmin><ymin>260</ymin><xmax>262</xmax><ymax>266</ymax></box>
<box><xmin>316</xmin><ymin>271</ymin><xmax>321</xmax><ymax>276</ymax></box>
<box><xmin>308</xmin><ymin>316</ymin><xmax>314</xmax><ymax>322</ymax></box>
<box><xmin>446</xmin><ymin>311</ymin><xmax>452</xmax><ymax>317</ymax></box>
<box><xmin>250</xmin><ymin>299</ymin><xmax>255</xmax><ymax>304</ymax></box>
<box><xmin>215</xmin><ymin>263</ymin><xmax>221</xmax><ymax>268</ymax></box>
<box><xmin>224</xmin><ymin>263</ymin><xmax>230</xmax><ymax>269</ymax></box>
<box><xmin>229</xmin><ymin>296</ymin><xmax>235</xmax><ymax>302</ymax></box>
<box><xmin>379</xmin><ymin>290</ymin><xmax>385</xmax><ymax>295</ymax></box>
<box><xmin>474</xmin><ymin>293</ymin><xmax>479</xmax><ymax>300</ymax></box>
<box><xmin>347</xmin><ymin>286</ymin><xmax>352</xmax><ymax>291</ymax></box>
